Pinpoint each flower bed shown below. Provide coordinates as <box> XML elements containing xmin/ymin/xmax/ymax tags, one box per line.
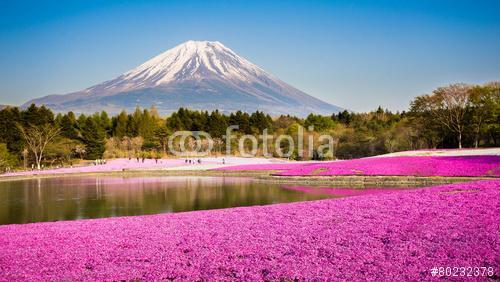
<box><xmin>0</xmin><ymin>180</ymin><xmax>498</xmax><ymax>280</ymax></box>
<box><xmin>1</xmin><ymin>157</ymin><xmax>294</xmax><ymax>177</ymax></box>
<box><xmin>213</xmin><ymin>163</ymin><xmax>308</xmax><ymax>171</ymax></box>
<box><xmin>275</xmin><ymin>156</ymin><xmax>500</xmax><ymax>177</ymax></box>
<box><xmin>1</xmin><ymin>158</ymin><xmax>188</xmax><ymax>177</ymax></box>
<box><xmin>280</xmin><ymin>185</ymin><xmax>403</xmax><ymax>197</ymax></box>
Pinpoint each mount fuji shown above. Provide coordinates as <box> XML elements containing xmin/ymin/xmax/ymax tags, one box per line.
<box><xmin>23</xmin><ymin>40</ymin><xmax>342</xmax><ymax>116</ymax></box>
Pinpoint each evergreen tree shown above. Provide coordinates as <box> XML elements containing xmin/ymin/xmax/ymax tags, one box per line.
<box><xmin>138</xmin><ymin>109</ymin><xmax>155</xmax><ymax>142</ymax></box>
<box><xmin>60</xmin><ymin>112</ymin><xmax>78</xmax><ymax>139</ymax></box>
<box><xmin>229</xmin><ymin>111</ymin><xmax>251</xmax><ymax>133</ymax></box>
<box><xmin>177</xmin><ymin>107</ymin><xmax>193</xmax><ymax>130</ymax></box>
<box><xmin>54</xmin><ymin>113</ymin><xmax>63</xmax><ymax>125</ymax></box>
<box><xmin>167</xmin><ymin>112</ymin><xmax>184</xmax><ymax>131</ymax></box>
<box><xmin>113</xmin><ymin>111</ymin><xmax>129</xmax><ymax>138</ymax></box>
<box><xmin>100</xmin><ymin>111</ymin><xmax>112</xmax><ymax>137</ymax></box>
<box><xmin>77</xmin><ymin>114</ymin><xmax>88</xmax><ymax>130</ymax></box>
<box><xmin>208</xmin><ymin>110</ymin><xmax>228</xmax><ymax>138</ymax></box>
<box><xmin>335</xmin><ymin>110</ymin><xmax>352</xmax><ymax>125</ymax></box>
<box><xmin>153</xmin><ymin>125</ymin><xmax>170</xmax><ymax>154</ymax></box>
<box><xmin>250</xmin><ymin>111</ymin><xmax>272</xmax><ymax>133</ymax></box>
<box><xmin>129</xmin><ymin>107</ymin><xmax>143</xmax><ymax>136</ymax></box>
<box><xmin>0</xmin><ymin>106</ymin><xmax>23</xmax><ymax>153</ymax></box>
<box><xmin>22</xmin><ymin>104</ymin><xmax>54</xmax><ymax>126</ymax></box>
<box><xmin>80</xmin><ymin>117</ymin><xmax>105</xmax><ymax>159</ymax></box>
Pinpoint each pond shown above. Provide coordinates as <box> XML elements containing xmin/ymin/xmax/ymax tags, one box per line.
<box><xmin>0</xmin><ymin>176</ymin><xmax>400</xmax><ymax>225</ymax></box>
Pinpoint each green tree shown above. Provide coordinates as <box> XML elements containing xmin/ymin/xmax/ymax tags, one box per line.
<box><xmin>138</xmin><ymin>109</ymin><xmax>156</xmax><ymax>142</ymax></box>
<box><xmin>0</xmin><ymin>143</ymin><xmax>17</xmax><ymax>171</ymax></box>
<box><xmin>128</xmin><ymin>107</ymin><xmax>143</xmax><ymax>136</ymax></box>
<box><xmin>153</xmin><ymin>125</ymin><xmax>171</xmax><ymax>154</ymax></box>
<box><xmin>80</xmin><ymin>118</ymin><xmax>105</xmax><ymax>159</ymax></box>
<box><xmin>304</xmin><ymin>113</ymin><xmax>335</xmax><ymax>132</ymax></box>
<box><xmin>410</xmin><ymin>83</ymin><xmax>471</xmax><ymax>148</ymax></box>
<box><xmin>113</xmin><ymin>111</ymin><xmax>129</xmax><ymax>138</ymax></box>
<box><xmin>22</xmin><ymin>104</ymin><xmax>54</xmax><ymax>126</ymax></box>
<box><xmin>45</xmin><ymin>137</ymin><xmax>83</xmax><ymax>166</ymax></box>
<box><xmin>0</xmin><ymin>106</ymin><xmax>23</xmax><ymax>153</ymax></box>
<box><xmin>229</xmin><ymin>111</ymin><xmax>251</xmax><ymax>133</ymax></box>
<box><xmin>469</xmin><ymin>83</ymin><xmax>500</xmax><ymax>147</ymax></box>
<box><xmin>59</xmin><ymin>112</ymin><xmax>78</xmax><ymax>139</ymax></box>
<box><xmin>333</xmin><ymin>110</ymin><xmax>352</xmax><ymax>125</ymax></box>
<box><xmin>208</xmin><ymin>110</ymin><xmax>228</xmax><ymax>138</ymax></box>
<box><xmin>167</xmin><ymin>112</ymin><xmax>184</xmax><ymax>131</ymax></box>
<box><xmin>100</xmin><ymin>111</ymin><xmax>112</xmax><ymax>137</ymax></box>
<box><xmin>249</xmin><ymin>111</ymin><xmax>272</xmax><ymax>133</ymax></box>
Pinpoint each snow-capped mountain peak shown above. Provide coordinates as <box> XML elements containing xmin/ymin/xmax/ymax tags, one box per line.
<box><xmin>93</xmin><ymin>40</ymin><xmax>268</xmax><ymax>93</ymax></box>
<box><xmin>24</xmin><ymin>40</ymin><xmax>342</xmax><ymax>117</ymax></box>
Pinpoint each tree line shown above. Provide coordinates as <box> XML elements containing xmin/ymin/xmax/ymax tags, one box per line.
<box><xmin>0</xmin><ymin>81</ymin><xmax>498</xmax><ymax>171</ymax></box>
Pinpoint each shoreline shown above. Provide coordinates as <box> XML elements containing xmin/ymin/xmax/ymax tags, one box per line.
<box><xmin>0</xmin><ymin>169</ymin><xmax>492</xmax><ymax>187</ymax></box>
<box><xmin>1</xmin><ymin>153</ymin><xmax>497</xmax><ymax>184</ymax></box>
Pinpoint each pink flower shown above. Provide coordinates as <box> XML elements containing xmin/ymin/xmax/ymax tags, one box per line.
<box><xmin>217</xmin><ymin>156</ymin><xmax>500</xmax><ymax>177</ymax></box>
<box><xmin>0</xmin><ymin>180</ymin><xmax>498</xmax><ymax>280</ymax></box>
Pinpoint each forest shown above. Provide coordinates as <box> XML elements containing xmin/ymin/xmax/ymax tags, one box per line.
<box><xmin>0</xmin><ymin>82</ymin><xmax>498</xmax><ymax>171</ymax></box>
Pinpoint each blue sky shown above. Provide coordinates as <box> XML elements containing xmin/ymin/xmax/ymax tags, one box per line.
<box><xmin>0</xmin><ymin>0</ymin><xmax>499</xmax><ymax>112</ymax></box>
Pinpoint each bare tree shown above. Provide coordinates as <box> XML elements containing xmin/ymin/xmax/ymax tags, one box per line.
<box><xmin>17</xmin><ymin>124</ymin><xmax>60</xmax><ymax>170</ymax></box>
<box><xmin>131</xmin><ymin>137</ymin><xmax>144</xmax><ymax>157</ymax></box>
<box><xmin>75</xmin><ymin>145</ymin><xmax>86</xmax><ymax>159</ymax></box>
<box><xmin>411</xmin><ymin>83</ymin><xmax>471</xmax><ymax>148</ymax></box>
<box><xmin>213</xmin><ymin>138</ymin><xmax>223</xmax><ymax>156</ymax></box>
<box><xmin>22</xmin><ymin>148</ymin><xmax>28</xmax><ymax>170</ymax></box>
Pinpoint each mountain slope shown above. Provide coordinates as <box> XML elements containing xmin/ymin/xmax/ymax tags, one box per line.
<box><xmin>23</xmin><ymin>41</ymin><xmax>342</xmax><ymax>116</ymax></box>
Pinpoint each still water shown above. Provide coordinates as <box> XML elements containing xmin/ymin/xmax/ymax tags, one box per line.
<box><xmin>0</xmin><ymin>176</ymin><xmax>388</xmax><ymax>225</ymax></box>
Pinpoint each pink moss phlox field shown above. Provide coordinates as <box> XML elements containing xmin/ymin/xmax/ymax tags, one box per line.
<box><xmin>280</xmin><ymin>185</ymin><xmax>403</xmax><ymax>197</ymax></box>
<box><xmin>214</xmin><ymin>162</ymin><xmax>309</xmax><ymax>171</ymax></box>
<box><xmin>274</xmin><ymin>156</ymin><xmax>500</xmax><ymax>177</ymax></box>
<box><xmin>2</xmin><ymin>158</ymin><xmax>188</xmax><ymax>177</ymax></box>
<box><xmin>1</xmin><ymin>157</ymin><xmax>295</xmax><ymax>177</ymax></box>
<box><xmin>0</xmin><ymin>180</ymin><xmax>498</xmax><ymax>281</ymax></box>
